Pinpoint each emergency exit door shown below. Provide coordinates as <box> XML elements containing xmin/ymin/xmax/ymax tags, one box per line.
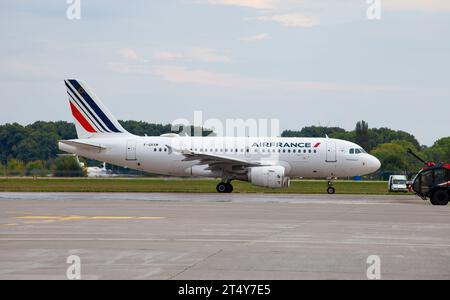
<box><xmin>126</xmin><ymin>140</ymin><xmax>137</xmax><ymax>161</ymax></box>
<box><xmin>326</xmin><ymin>142</ymin><xmax>337</xmax><ymax>162</ymax></box>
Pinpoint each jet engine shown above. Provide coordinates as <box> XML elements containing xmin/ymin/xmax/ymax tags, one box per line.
<box><xmin>248</xmin><ymin>166</ymin><xmax>290</xmax><ymax>188</ymax></box>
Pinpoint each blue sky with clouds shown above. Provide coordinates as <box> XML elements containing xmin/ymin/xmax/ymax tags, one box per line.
<box><xmin>0</xmin><ymin>0</ymin><xmax>449</xmax><ymax>145</ymax></box>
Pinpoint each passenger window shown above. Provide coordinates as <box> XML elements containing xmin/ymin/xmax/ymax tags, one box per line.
<box><xmin>350</xmin><ymin>149</ymin><xmax>354</xmax><ymax>154</ymax></box>
<box><xmin>355</xmin><ymin>149</ymin><xmax>361</xmax><ymax>154</ymax></box>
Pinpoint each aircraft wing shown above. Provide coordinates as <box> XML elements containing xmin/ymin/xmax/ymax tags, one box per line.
<box><xmin>167</xmin><ymin>145</ymin><xmax>267</xmax><ymax>169</ymax></box>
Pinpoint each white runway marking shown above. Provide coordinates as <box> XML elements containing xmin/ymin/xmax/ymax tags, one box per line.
<box><xmin>1</xmin><ymin>238</ymin><xmax>449</xmax><ymax>248</ymax></box>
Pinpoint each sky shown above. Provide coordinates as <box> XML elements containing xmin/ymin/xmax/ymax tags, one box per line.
<box><xmin>0</xmin><ymin>0</ymin><xmax>449</xmax><ymax>146</ymax></box>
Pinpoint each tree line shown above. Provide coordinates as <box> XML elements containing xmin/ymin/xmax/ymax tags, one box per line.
<box><xmin>0</xmin><ymin>120</ymin><xmax>449</xmax><ymax>178</ymax></box>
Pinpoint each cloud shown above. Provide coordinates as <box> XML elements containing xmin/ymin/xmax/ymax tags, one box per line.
<box><xmin>153</xmin><ymin>51</ymin><xmax>184</xmax><ymax>61</ymax></box>
<box><xmin>152</xmin><ymin>48</ymin><xmax>232</xmax><ymax>63</ymax></box>
<box><xmin>246</xmin><ymin>13</ymin><xmax>320</xmax><ymax>27</ymax></box>
<box><xmin>0</xmin><ymin>59</ymin><xmax>59</xmax><ymax>80</ymax></box>
<box><xmin>187</xmin><ymin>47</ymin><xmax>232</xmax><ymax>63</ymax></box>
<box><xmin>109</xmin><ymin>63</ymin><xmax>388</xmax><ymax>93</ymax></box>
<box><xmin>118</xmin><ymin>48</ymin><xmax>146</xmax><ymax>62</ymax></box>
<box><xmin>240</xmin><ymin>33</ymin><xmax>272</xmax><ymax>41</ymax></box>
<box><xmin>206</xmin><ymin>0</ymin><xmax>279</xmax><ymax>10</ymax></box>
<box><xmin>383</xmin><ymin>0</ymin><xmax>450</xmax><ymax>12</ymax></box>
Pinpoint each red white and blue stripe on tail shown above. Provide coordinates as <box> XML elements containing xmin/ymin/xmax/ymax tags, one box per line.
<box><xmin>65</xmin><ymin>79</ymin><xmax>127</xmax><ymax>138</ymax></box>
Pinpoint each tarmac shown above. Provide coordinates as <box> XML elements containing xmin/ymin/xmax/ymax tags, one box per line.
<box><xmin>0</xmin><ymin>192</ymin><xmax>449</xmax><ymax>280</ymax></box>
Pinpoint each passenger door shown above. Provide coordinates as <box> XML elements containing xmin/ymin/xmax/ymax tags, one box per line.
<box><xmin>126</xmin><ymin>140</ymin><xmax>137</xmax><ymax>161</ymax></box>
<box><xmin>326</xmin><ymin>142</ymin><xmax>337</xmax><ymax>163</ymax></box>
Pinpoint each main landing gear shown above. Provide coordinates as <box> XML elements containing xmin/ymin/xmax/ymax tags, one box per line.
<box><xmin>327</xmin><ymin>180</ymin><xmax>336</xmax><ymax>195</ymax></box>
<box><xmin>216</xmin><ymin>181</ymin><xmax>234</xmax><ymax>193</ymax></box>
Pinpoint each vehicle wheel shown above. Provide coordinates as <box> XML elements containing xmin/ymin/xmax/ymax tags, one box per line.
<box><xmin>327</xmin><ymin>187</ymin><xmax>335</xmax><ymax>195</ymax></box>
<box><xmin>226</xmin><ymin>183</ymin><xmax>233</xmax><ymax>193</ymax></box>
<box><xmin>216</xmin><ymin>182</ymin><xmax>228</xmax><ymax>193</ymax></box>
<box><xmin>430</xmin><ymin>190</ymin><xmax>449</xmax><ymax>206</ymax></box>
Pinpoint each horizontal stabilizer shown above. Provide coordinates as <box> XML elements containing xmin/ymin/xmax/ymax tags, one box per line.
<box><xmin>59</xmin><ymin>140</ymin><xmax>106</xmax><ymax>151</ymax></box>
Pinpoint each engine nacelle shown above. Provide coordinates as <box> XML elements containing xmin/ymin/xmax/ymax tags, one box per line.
<box><xmin>248</xmin><ymin>166</ymin><xmax>290</xmax><ymax>188</ymax></box>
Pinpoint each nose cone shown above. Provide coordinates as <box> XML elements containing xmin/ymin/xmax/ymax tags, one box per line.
<box><xmin>367</xmin><ymin>155</ymin><xmax>381</xmax><ymax>173</ymax></box>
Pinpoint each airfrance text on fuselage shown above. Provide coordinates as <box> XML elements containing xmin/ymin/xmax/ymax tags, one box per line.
<box><xmin>251</xmin><ymin>142</ymin><xmax>319</xmax><ymax>148</ymax></box>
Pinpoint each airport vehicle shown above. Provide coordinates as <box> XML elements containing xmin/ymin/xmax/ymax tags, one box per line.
<box><xmin>388</xmin><ymin>175</ymin><xmax>408</xmax><ymax>192</ymax></box>
<box><xmin>58</xmin><ymin>80</ymin><xmax>381</xmax><ymax>193</ymax></box>
<box><xmin>408</xmin><ymin>149</ymin><xmax>450</xmax><ymax>206</ymax></box>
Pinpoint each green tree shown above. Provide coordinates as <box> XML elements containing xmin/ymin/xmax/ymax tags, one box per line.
<box><xmin>0</xmin><ymin>123</ymin><xmax>27</xmax><ymax>162</ymax></box>
<box><xmin>355</xmin><ymin>121</ymin><xmax>369</xmax><ymax>151</ymax></box>
<box><xmin>25</xmin><ymin>160</ymin><xmax>48</xmax><ymax>177</ymax></box>
<box><xmin>7</xmin><ymin>159</ymin><xmax>26</xmax><ymax>176</ymax></box>
<box><xmin>367</xmin><ymin>127</ymin><xmax>420</xmax><ymax>151</ymax></box>
<box><xmin>53</xmin><ymin>156</ymin><xmax>86</xmax><ymax>177</ymax></box>
<box><xmin>371</xmin><ymin>140</ymin><xmax>422</xmax><ymax>174</ymax></box>
<box><xmin>423</xmin><ymin>137</ymin><xmax>450</xmax><ymax>163</ymax></box>
<box><xmin>282</xmin><ymin>126</ymin><xmax>346</xmax><ymax>138</ymax></box>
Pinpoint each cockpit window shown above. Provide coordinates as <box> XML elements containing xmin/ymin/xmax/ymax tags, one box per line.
<box><xmin>350</xmin><ymin>148</ymin><xmax>367</xmax><ymax>154</ymax></box>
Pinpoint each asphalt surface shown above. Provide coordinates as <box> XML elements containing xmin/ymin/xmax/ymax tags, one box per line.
<box><xmin>0</xmin><ymin>192</ymin><xmax>449</xmax><ymax>280</ymax></box>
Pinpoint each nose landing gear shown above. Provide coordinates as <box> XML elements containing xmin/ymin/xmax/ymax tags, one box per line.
<box><xmin>327</xmin><ymin>180</ymin><xmax>336</xmax><ymax>194</ymax></box>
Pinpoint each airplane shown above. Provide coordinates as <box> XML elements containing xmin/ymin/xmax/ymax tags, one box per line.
<box><xmin>58</xmin><ymin>154</ymin><xmax>113</xmax><ymax>177</ymax></box>
<box><xmin>58</xmin><ymin>79</ymin><xmax>381</xmax><ymax>194</ymax></box>
<box><xmin>86</xmin><ymin>162</ymin><xmax>114</xmax><ymax>178</ymax></box>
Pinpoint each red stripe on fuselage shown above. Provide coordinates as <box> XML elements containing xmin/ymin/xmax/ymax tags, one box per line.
<box><xmin>69</xmin><ymin>101</ymin><xmax>97</xmax><ymax>133</ymax></box>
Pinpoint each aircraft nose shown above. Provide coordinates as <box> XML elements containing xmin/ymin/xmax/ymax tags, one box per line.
<box><xmin>368</xmin><ymin>155</ymin><xmax>381</xmax><ymax>173</ymax></box>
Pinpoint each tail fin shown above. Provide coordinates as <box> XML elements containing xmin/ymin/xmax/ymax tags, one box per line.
<box><xmin>64</xmin><ymin>79</ymin><xmax>130</xmax><ymax>139</ymax></box>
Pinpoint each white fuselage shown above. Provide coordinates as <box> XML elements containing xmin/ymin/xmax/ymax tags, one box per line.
<box><xmin>59</xmin><ymin>135</ymin><xmax>381</xmax><ymax>179</ymax></box>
